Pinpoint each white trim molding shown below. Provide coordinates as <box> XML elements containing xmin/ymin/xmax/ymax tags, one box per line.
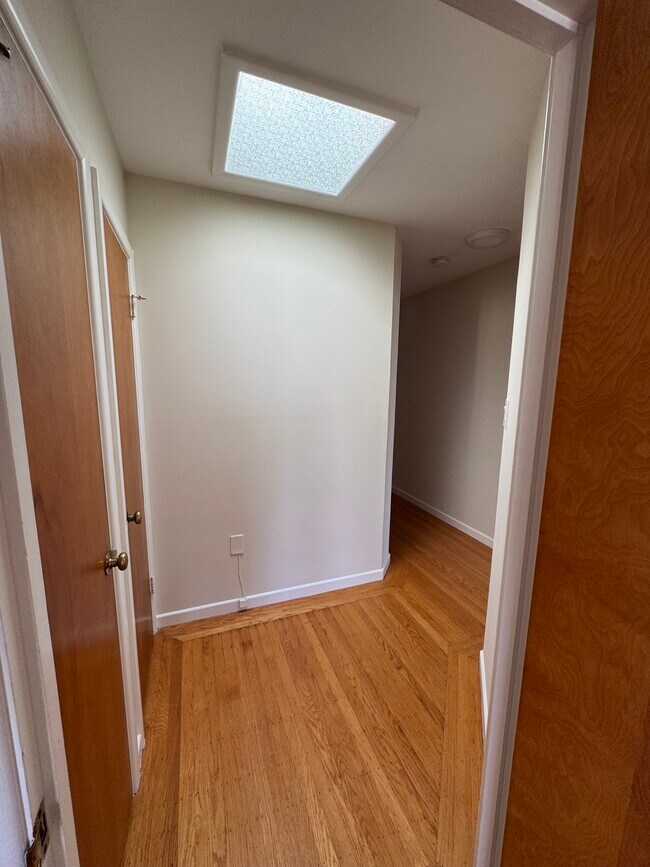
<box><xmin>128</xmin><ymin>265</ymin><xmax>160</xmax><ymax>633</ymax></box>
<box><xmin>90</xmin><ymin>169</ymin><xmax>146</xmax><ymax>790</ymax></box>
<box><xmin>393</xmin><ymin>487</ymin><xmax>494</xmax><ymax>548</ymax></box>
<box><xmin>99</xmin><ymin>193</ymin><xmax>160</xmax><ymax>634</ymax></box>
<box><xmin>474</xmin><ymin>19</ymin><xmax>595</xmax><ymax>867</ymax></box>
<box><xmin>441</xmin><ymin>0</ymin><xmax>579</xmax><ymax>54</ymax></box>
<box><xmin>157</xmin><ymin>566</ymin><xmax>388</xmax><ymax>629</ymax></box>
<box><xmin>479</xmin><ymin>649</ymin><xmax>489</xmax><ymax>739</ymax></box>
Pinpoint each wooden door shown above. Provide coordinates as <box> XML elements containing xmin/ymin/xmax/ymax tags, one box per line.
<box><xmin>104</xmin><ymin>216</ymin><xmax>154</xmax><ymax>698</ymax></box>
<box><xmin>0</xmin><ymin>21</ymin><xmax>132</xmax><ymax>867</ymax></box>
<box><xmin>502</xmin><ymin>1</ymin><xmax>650</xmax><ymax>864</ymax></box>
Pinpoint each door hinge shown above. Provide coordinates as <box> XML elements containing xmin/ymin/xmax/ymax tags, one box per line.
<box><xmin>149</xmin><ymin>575</ymin><xmax>155</xmax><ymax>595</ymax></box>
<box><xmin>25</xmin><ymin>800</ymin><xmax>49</xmax><ymax>867</ymax></box>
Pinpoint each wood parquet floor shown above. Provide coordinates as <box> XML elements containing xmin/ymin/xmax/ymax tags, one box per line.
<box><xmin>123</xmin><ymin>495</ymin><xmax>490</xmax><ymax>866</ymax></box>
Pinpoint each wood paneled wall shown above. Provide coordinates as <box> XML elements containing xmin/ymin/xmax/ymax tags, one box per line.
<box><xmin>502</xmin><ymin>1</ymin><xmax>650</xmax><ymax>864</ymax></box>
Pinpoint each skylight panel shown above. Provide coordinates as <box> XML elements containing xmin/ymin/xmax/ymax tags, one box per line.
<box><xmin>224</xmin><ymin>73</ymin><xmax>396</xmax><ymax>196</ymax></box>
<box><xmin>213</xmin><ymin>54</ymin><xmax>416</xmax><ymax>201</ymax></box>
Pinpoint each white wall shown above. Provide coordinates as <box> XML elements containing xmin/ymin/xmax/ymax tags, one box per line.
<box><xmin>482</xmin><ymin>76</ymin><xmax>549</xmax><ymax>712</ymax></box>
<box><xmin>392</xmin><ymin>258</ymin><xmax>518</xmax><ymax>545</ymax></box>
<box><xmin>127</xmin><ymin>175</ymin><xmax>400</xmax><ymax>625</ymax></box>
<box><xmin>9</xmin><ymin>0</ymin><xmax>127</xmax><ymax>225</ymax></box>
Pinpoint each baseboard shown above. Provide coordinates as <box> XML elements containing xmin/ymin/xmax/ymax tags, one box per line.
<box><xmin>157</xmin><ymin>564</ymin><xmax>388</xmax><ymax>629</ymax></box>
<box><xmin>392</xmin><ymin>487</ymin><xmax>494</xmax><ymax>548</ymax></box>
<box><xmin>479</xmin><ymin>648</ymin><xmax>488</xmax><ymax>739</ymax></box>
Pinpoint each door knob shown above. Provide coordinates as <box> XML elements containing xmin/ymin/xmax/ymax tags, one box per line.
<box><xmin>104</xmin><ymin>549</ymin><xmax>129</xmax><ymax>574</ymax></box>
<box><xmin>127</xmin><ymin>510</ymin><xmax>143</xmax><ymax>525</ymax></box>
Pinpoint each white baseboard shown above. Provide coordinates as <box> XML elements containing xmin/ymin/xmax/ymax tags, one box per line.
<box><xmin>157</xmin><ymin>563</ymin><xmax>389</xmax><ymax>629</ymax></box>
<box><xmin>479</xmin><ymin>648</ymin><xmax>488</xmax><ymax>739</ymax></box>
<box><xmin>392</xmin><ymin>487</ymin><xmax>494</xmax><ymax>548</ymax></box>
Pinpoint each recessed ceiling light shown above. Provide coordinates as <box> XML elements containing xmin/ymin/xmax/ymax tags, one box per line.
<box><xmin>225</xmin><ymin>73</ymin><xmax>395</xmax><ymax>196</ymax></box>
<box><xmin>430</xmin><ymin>256</ymin><xmax>450</xmax><ymax>266</ymax></box>
<box><xmin>465</xmin><ymin>228</ymin><xmax>511</xmax><ymax>249</ymax></box>
<box><xmin>213</xmin><ymin>53</ymin><xmax>417</xmax><ymax>199</ymax></box>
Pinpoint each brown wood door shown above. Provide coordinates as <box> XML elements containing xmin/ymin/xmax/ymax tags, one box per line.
<box><xmin>502</xmin><ymin>1</ymin><xmax>650</xmax><ymax>864</ymax></box>
<box><xmin>0</xmin><ymin>21</ymin><xmax>132</xmax><ymax>867</ymax></box>
<box><xmin>104</xmin><ymin>216</ymin><xmax>154</xmax><ymax>699</ymax></box>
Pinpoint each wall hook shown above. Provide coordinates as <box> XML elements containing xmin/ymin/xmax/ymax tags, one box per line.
<box><xmin>129</xmin><ymin>294</ymin><xmax>147</xmax><ymax>319</ymax></box>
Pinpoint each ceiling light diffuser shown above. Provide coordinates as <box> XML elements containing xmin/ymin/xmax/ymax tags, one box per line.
<box><xmin>213</xmin><ymin>53</ymin><xmax>417</xmax><ymax>201</ymax></box>
<box><xmin>226</xmin><ymin>73</ymin><xmax>395</xmax><ymax>196</ymax></box>
<box><xmin>465</xmin><ymin>228</ymin><xmax>511</xmax><ymax>249</ymax></box>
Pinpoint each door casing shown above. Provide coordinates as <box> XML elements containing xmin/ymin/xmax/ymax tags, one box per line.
<box><xmin>92</xmin><ymin>167</ymin><xmax>159</xmax><ymax>699</ymax></box>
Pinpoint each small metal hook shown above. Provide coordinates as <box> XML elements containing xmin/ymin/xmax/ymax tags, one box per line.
<box><xmin>129</xmin><ymin>293</ymin><xmax>148</xmax><ymax>319</ymax></box>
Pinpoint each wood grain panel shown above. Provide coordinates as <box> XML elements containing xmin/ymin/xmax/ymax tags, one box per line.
<box><xmin>0</xmin><ymin>21</ymin><xmax>131</xmax><ymax>866</ymax></box>
<box><xmin>104</xmin><ymin>216</ymin><xmax>153</xmax><ymax>697</ymax></box>
<box><xmin>617</xmin><ymin>696</ymin><xmax>650</xmax><ymax>866</ymax></box>
<box><xmin>502</xmin><ymin>1</ymin><xmax>650</xmax><ymax>863</ymax></box>
<box><xmin>124</xmin><ymin>495</ymin><xmax>489</xmax><ymax>865</ymax></box>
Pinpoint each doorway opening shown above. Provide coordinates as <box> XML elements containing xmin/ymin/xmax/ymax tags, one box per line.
<box><xmin>387</xmin><ymin>63</ymin><xmax>550</xmax><ymax>855</ymax></box>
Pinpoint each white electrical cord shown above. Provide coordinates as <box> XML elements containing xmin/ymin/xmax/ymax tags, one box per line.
<box><xmin>236</xmin><ymin>553</ymin><xmax>247</xmax><ymax>600</ymax></box>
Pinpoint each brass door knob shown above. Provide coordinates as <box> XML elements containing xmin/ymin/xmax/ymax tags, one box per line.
<box><xmin>104</xmin><ymin>549</ymin><xmax>129</xmax><ymax>574</ymax></box>
<box><xmin>127</xmin><ymin>510</ymin><xmax>143</xmax><ymax>525</ymax></box>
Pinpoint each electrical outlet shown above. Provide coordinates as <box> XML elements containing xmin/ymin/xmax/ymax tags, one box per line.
<box><xmin>230</xmin><ymin>534</ymin><xmax>244</xmax><ymax>555</ymax></box>
<box><xmin>238</xmin><ymin>597</ymin><xmax>248</xmax><ymax>610</ymax></box>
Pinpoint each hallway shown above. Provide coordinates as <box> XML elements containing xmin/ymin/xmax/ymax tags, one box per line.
<box><xmin>124</xmin><ymin>495</ymin><xmax>490</xmax><ymax>866</ymax></box>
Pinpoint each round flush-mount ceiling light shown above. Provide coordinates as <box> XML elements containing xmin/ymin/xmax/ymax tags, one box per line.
<box><xmin>465</xmin><ymin>228</ymin><xmax>511</xmax><ymax>249</ymax></box>
<box><xmin>430</xmin><ymin>256</ymin><xmax>450</xmax><ymax>266</ymax></box>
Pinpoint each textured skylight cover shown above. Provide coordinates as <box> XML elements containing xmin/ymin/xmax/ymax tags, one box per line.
<box><xmin>225</xmin><ymin>73</ymin><xmax>396</xmax><ymax>195</ymax></box>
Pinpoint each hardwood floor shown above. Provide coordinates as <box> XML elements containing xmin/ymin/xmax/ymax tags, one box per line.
<box><xmin>123</xmin><ymin>495</ymin><xmax>490</xmax><ymax>866</ymax></box>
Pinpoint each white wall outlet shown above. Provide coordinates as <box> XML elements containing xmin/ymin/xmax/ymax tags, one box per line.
<box><xmin>238</xmin><ymin>597</ymin><xmax>248</xmax><ymax>610</ymax></box>
<box><xmin>230</xmin><ymin>534</ymin><xmax>244</xmax><ymax>555</ymax></box>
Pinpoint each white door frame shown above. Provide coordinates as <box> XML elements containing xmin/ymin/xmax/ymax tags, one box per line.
<box><xmin>0</xmin><ymin>0</ymin><xmax>596</xmax><ymax>864</ymax></box>
<box><xmin>91</xmin><ymin>167</ymin><xmax>160</xmax><ymax>636</ymax></box>
<box><xmin>89</xmin><ymin>170</ymin><xmax>148</xmax><ymax>788</ymax></box>
<box><xmin>472</xmin><ymin>18</ymin><xmax>597</xmax><ymax>865</ymax></box>
<box><xmin>438</xmin><ymin>2</ymin><xmax>597</xmax><ymax>865</ymax></box>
